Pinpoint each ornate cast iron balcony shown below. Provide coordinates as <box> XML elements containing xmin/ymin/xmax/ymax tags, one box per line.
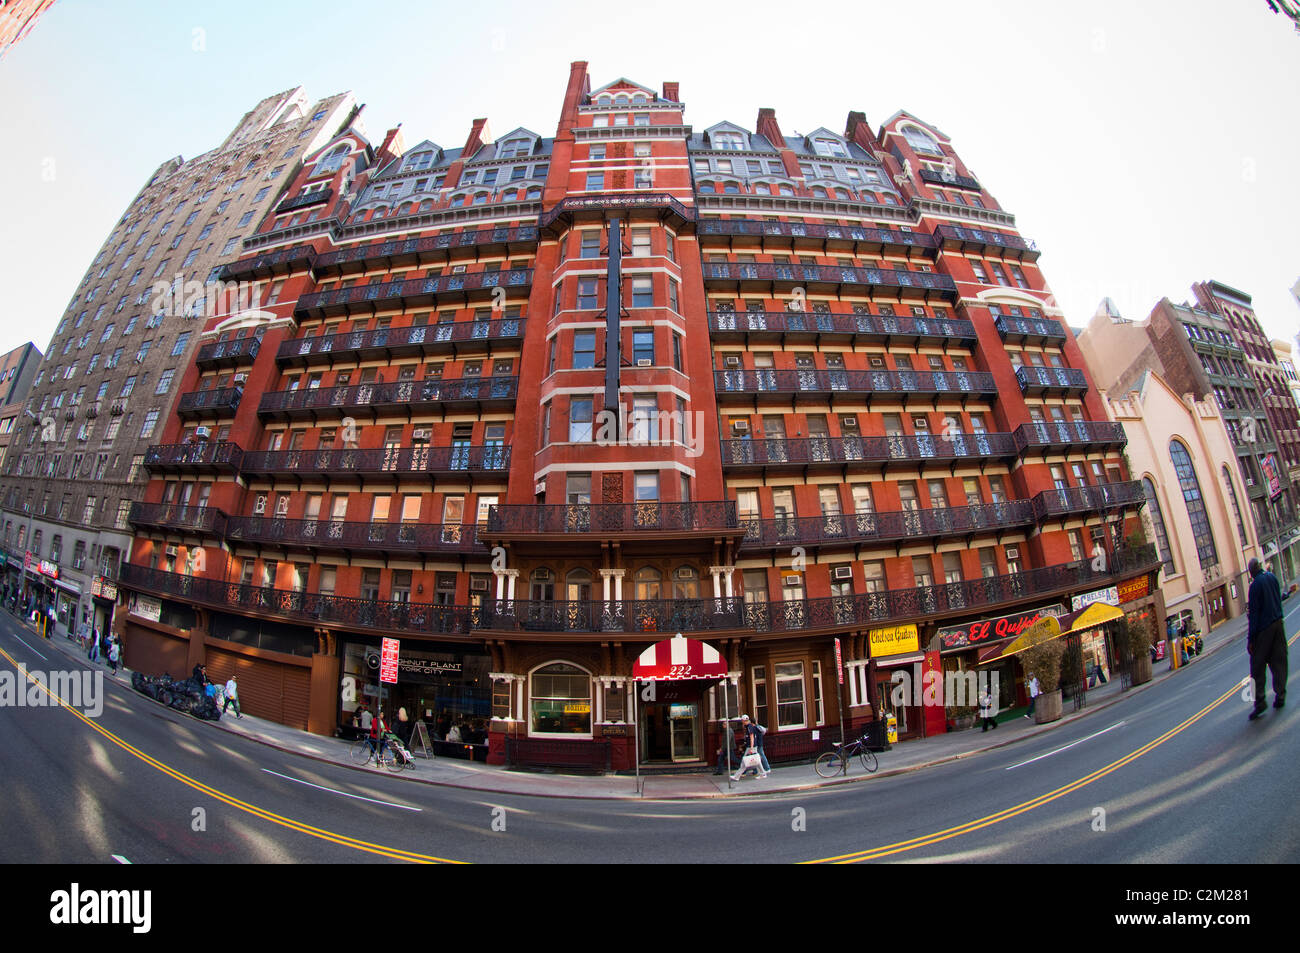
<box><xmin>714</xmin><ymin>368</ymin><xmax>997</xmax><ymax>403</ymax></box>
<box><xmin>196</xmin><ymin>336</ymin><xmax>261</xmax><ymax>370</ymax></box>
<box><xmin>994</xmin><ymin>314</ymin><xmax>1065</xmax><ymax>345</ymax></box>
<box><xmin>1032</xmin><ymin>481</ymin><xmax>1145</xmax><ymax>521</ymax></box>
<box><xmin>719</xmin><ymin>432</ymin><xmax>1018</xmax><ymax>471</ymax></box>
<box><xmin>933</xmin><ymin>224</ymin><xmax>1039</xmax><ymax>262</ymax></box>
<box><xmin>143</xmin><ymin>442</ymin><xmax>244</xmax><ymax>475</ymax></box>
<box><xmin>1015</xmin><ymin>365</ymin><xmax>1089</xmax><ymax>397</ymax></box>
<box><xmin>698</xmin><ymin>219</ymin><xmax>937</xmax><ymax>257</ymax></box>
<box><xmin>224</xmin><ymin>517</ymin><xmax>484</xmax><ymax>554</ymax></box>
<box><xmin>708</xmin><ymin>310</ymin><xmax>977</xmax><ymax>347</ymax></box>
<box><xmin>919</xmin><ymin>168</ymin><xmax>983</xmax><ymax>192</ymax></box>
<box><xmin>737</xmin><ymin>500</ymin><xmax>1035</xmax><ymax>552</ymax></box>
<box><xmin>295</xmin><ymin>269</ymin><xmax>533</xmax><ymax>318</ymax></box>
<box><xmin>701</xmin><ymin>261</ymin><xmax>957</xmax><ymax>301</ymax></box>
<box><xmin>217</xmin><ymin>244</ymin><xmax>317</xmax><ymax>282</ymax></box>
<box><xmin>177</xmin><ymin>387</ymin><xmax>242</xmax><ymax>420</ymax></box>
<box><xmin>484</xmin><ymin>502</ymin><xmax>739</xmax><ymax>538</ymax></box>
<box><xmin>276</xmin><ymin>318</ymin><xmax>524</xmax><ymax>368</ymax></box>
<box><xmin>539</xmin><ymin>193</ymin><xmax>695</xmax><ymax>235</ymax></box>
<box><xmin>239</xmin><ymin>444</ymin><xmax>510</xmax><ymax>479</ymax></box>
<box><xmin>1013</xmin><ymin>420</ymin><xmax>1127</xmax><ymax>455</ymax></box>
<box><xmin>311</xmin><ymin>226</ymin><xmax>540</xmax><ymax>276</ymax></box>
<box><xmin>128</xmin><ymin>502</ymin><xmax>227</xmax><ymax>536</ymax></box>
<box><xmin>257</xmin><ymin>376</ymin><xmax>518</xmax><ymax>421</ymax></box>
<box><xmin>275</xmin><ymin>187</ymin><xmax>333</xmax><ymax>215</ymax></box>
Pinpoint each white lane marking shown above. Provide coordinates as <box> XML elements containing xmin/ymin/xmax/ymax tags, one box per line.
<box><xmin>111</xmin><ymin>854</ymin><xmax>132</xmax><ymax>864</ymax></box>
<box><xmin>7</xmin><ymin>633</ymin><xmax>47</xmax><ymax>660</ymax></box>
<box><xmin>260</xmin><ymin>769</ymin><xmax>422</xmax><ymax>812</ymax></box>
<box><xmin>1005</xmin><ymin>721</ymin><xmax>1127</xmax><ymax>770</ymax></box>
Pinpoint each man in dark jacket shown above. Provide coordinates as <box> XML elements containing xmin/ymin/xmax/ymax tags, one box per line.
<box><xmin>1246</xmin><ymin>558</ymin><xmax>1287</xmax><ymax>720</ymax></box>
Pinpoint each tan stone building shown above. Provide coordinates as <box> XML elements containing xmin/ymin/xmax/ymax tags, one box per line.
<box><xmin>1102</xmin><ymin>372</ymin><xmax>1259</xmax><ymax>636</ymax></box>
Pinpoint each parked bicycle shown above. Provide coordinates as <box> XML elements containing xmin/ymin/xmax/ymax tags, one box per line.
<box><xmin>814</xmin><ymin>732</ymin><xmax>879</xmax><ymax>778</ymax></box>
<box><xmin>348</xmin><ymin>733</ymin><xmax>413</xmax><ymax>772</ymax></box>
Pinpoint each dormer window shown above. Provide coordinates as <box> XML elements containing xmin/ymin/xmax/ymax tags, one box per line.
<box><xmin>902</xmin><ymin>125</ymin><xmax>942</xmax><ymax>156</ymax></box>
<box><xmin>713</xmin><ymin>132</ymin><xmax>744</xmax><ymax>151</ymax></box>
<box><xmin>403</xmin><ymin>151</ymin><xmax>433</xmax><ymax>172</ymax></box>
<box><xmin>499</xmin><ymin>138</ymin><xmax>531</xmax><ymax>159</ymax></box>
<box><xmin>315</xmin><ymin>144</ymin><xmax>349</xmax><ymax>175</ymax></box>
<box><xmin>813</xmin><ymin>137</ymin><xmax>847</xmax><ymax>157</ymax></box>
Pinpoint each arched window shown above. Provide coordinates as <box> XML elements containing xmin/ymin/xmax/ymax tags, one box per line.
<box><xmin>1142</xmin><ymin>477</ymin><xmax>1175</xmax><ymax>577</ymax></box>
<box><xmin>529</xmin><ymin>661</ymin><xmax>592</xmax><ymax>736</ymax></box>
<box><xmin>615</xmin><ymin>94</ymin><xmax>629</xmax><ymax>106</ymax></box>
<box><xmin>525</xmin><ymin>186</ymin><xmax>541</xmax><ymax>200</ymax></box>
<box><xmin>402</xmin><ymin>151</ymin><xmax>433</xmax><ymax>172</ymax></box>
<box><xmin>632</xmin><ymin>93</ymin><xmax>647</xmax><ymax>105</ymax></box>
<box><xmin>1169</xmin><ymin>440</ymin><xmax>1219</xmax><ymax>570</ymax></box>
<box><xmin>634</xmin><ymin>566</ymin><xmax>662</xmax><ymax>601</ymax></box>
<box><xmin>1222</xmin><ymin>465</ymin><xmax>1248</xmax><ymax>546</ymax></box>
<box><xmin>565</xmin><ymin>568</ymin><xmax>592</xmax><ymax>602</ymax></box>
<box><xmin>316</xmin><ymin>144</ymin><xmax>349</xmax><ymax>175</ymax></box>
<box><xmin>902</xmin><ymin>124</ymin><xmax>940</xmax><ymax>155</ymax></box>
<box><xmin>672</xmin><ymin>566</ymin><xmax>699</xmax><ymax>600</ymax></box>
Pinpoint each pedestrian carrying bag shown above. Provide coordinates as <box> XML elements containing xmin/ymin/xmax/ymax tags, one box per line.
<box><xmin>740</xmin><ymin>750</ymin><xmax>762</xmax><ymax>770</ymax></box>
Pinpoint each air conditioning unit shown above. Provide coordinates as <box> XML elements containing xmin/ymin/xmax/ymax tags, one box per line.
<box><xmin>782</xmin><ymin>573</ymin><xmax>802</xmax><ymax>587</ymax></box>
<box><xmin>194</xmin><ymin>426</ymin><xmax>211</xmax><ymax>440</ymax></box>
<box><xmin>724</xmin><ymin>356</ymin><xmax>741</xmax><ymax>368</ymax></box>
<box><xmin>253</xmin><ymin>497</ymin><xmax>267</xmax><ymax>515</ymax></box>
<box><xmin>411</xmin><ymin>428</ymin><xmax>430</xmax><ymax>441</ymax></box>
<box><xmin>470</xmin><ymin>578</ymin><xmax>489</xmax><ymax>591</ymax></box>
<box><xmin>833</xmin><ymin>566</ymin><xmax>853</xmax><ymax>580</ymax></box>
<box><xmin>1006</xmin><ymin>547</ymin><xmax>1019</xmax><ymax>559</ymax></box>
<box><xmin>637</xmin><ymin>359</ymin><xmax>653</xmax><ymax>367</ymax></box>
<box><xmin>913</xmin><ymin>418</ymin><xmax>928</xmax><ymax>429</ymax></box>
<box><xmin>912</xmin><ymin>306</ymin><xmax>926</xmax><ymax>316</ymax></box>
<box><xmin>233</xmin><ymin>373</ymin><xmax>248</xmax><ymax>385</ymax></box>
<box><xmin>731</xmin><ymin>420</ymin><xmax>749</xmax><ymax>433</ymax></box>
<box><xmin>164</xmin><ymin>545</ymin><xmax>178</xmax><ymax>558</ymax></box>
<box><xmin>674</xmin><ymin>567</ymin><xmax>695</xmax><ymax>580</ymax></box>
<box><xmin>841</xmin><ymin>416</ymin><xmax>857</xmax><ymax>428</ymax></box>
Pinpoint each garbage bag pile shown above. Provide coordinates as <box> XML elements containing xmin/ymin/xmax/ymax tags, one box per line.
<box><xmin>131</xmin><ymin>672</ymin><xmax>223</xmax><ymax>721</ymax></box>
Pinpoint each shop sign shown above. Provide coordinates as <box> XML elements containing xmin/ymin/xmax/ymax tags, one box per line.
<box><xmin>564</xmin><ymin>703</ymin><xmax>591</xmax><ymax>714</ymax></box>
<box><xmin>1261</xmin><ymin>452</ymin><xmax>1283</xmax><ymax>500</ymax></box>
<box><xmin>938</xmin><ymin>604</ymin><xmax>1065</xmax><ymax>651</ymax></box>
<box><xmin>397</xmin><ymin>657</ymin><xmax>463</xmax><ymax>677</ymax></box>
<box><xmin>868</xmin><ymin>623</ymin><xmax>919</xmax><ymax>657</ymax></box>
<box><xmin>379</xmin><ymin>638</ymin><xmax>400</xmax><ymax>685</ymax></box>
<box><xmin>90</xmin><ymin>576</ymin><xmax>118</xmax><ymax>601</ymax></box>
<box><xmin>834</xmin><ymin>638</ymin><xmax>844</xmax><ymax>685</ymax></box>
<box><xmin>601</xmin><ymin>724</ymin><xmax>629</xmax><ymax>736</ymax></box>
<box><xmin>128</xmin><ymin>594</ymin><xmax>162</xmax><ymax>623</ymax></box>
<box><xmin>1118</xmin><ymin>576</ymin><xmax>1149</xmax><ymax>604</ymax></box>
<box><xmin>1071</xmin><ymin>586</ymin><xmax>1118</xmax><ymax>612</ymax></box>
<box><xmin>39</xmin><ymin>560</ymin><xmax>60</xmax><ymax>580</ymax></box>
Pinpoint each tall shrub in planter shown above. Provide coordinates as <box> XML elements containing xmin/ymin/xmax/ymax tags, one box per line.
<box><xmin>1021</xmin><ymin>639</ymin><xmax>1065</xmax><ymax>724</ymax></box>
<box><xmin>1127</xmin><ymin>615</ymin><xmax>1155</xmax><ymax>685</ymax></box>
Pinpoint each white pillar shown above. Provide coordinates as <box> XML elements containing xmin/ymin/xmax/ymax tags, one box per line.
<box><xmin>710</xmin><ymin>567</ymin><xmax>722</xmax><ymax>598</ymax></box>
<box><xmin>494</xmin><ymin>570</ymin><xmax>507</xmax><ymax>600</ymax></box>
<box><xmin>504</xmin><ymin>569</ymin><xmax>519</xmax><ymax>601</ymax></box>
<box><xmin>611</xmin><ymin>569</ymin><xmax>625</xmax><ymax>602</ymax></box>
<box><xmin>723</xmin><ymin>567</ymin><xmax>735</xmax><ymax>599</ymax></box>
<box><xmin>599</xmin><ymin>568</ymin><xmax>615</xmax><ymax>602</ymax></box>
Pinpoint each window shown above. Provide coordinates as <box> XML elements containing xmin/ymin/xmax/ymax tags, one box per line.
<box><xmin>569</xmin><ymin>398</ymin><xmax>594</xmax><ymax>442</ymax></box>
<box><xmin>577</xmin><ymin>277</ymin><xmax>599</xmax><ymax>310</ymax></box>
<box><xmin>585</xmin><ymin>172</ymin><xmax>604</xmax><ymax>191</ymax></box>
<box><xmin>530</xmin><ymin>662</ymin><xmax>592</xmax><ymax>736</ymax></box>
<box><xmin>774</xmin><ymin>662</ymin><xmax>806</xmax><ymax>728</ymax></box>
<box><xmin>155</xmin><ymin>369</ymin><xmax>175</xmax><ymax>394</ymax></box>
<box><xmin>632</xmin><ymin>329</ymin><xmax>654</xmax><ymax>364</ymax></box>
<box><xmin>172</xmin><ymin>331</ymin><xmax>192</xmax><ymax>356</ymax></box>
<box><xmin>631</xmin><ymin>276</ymin><xmax>653</xmax><ymax>307</ymax></box>
<box><xmin>1169</xmin><ymin>440</ymin><xmax>1219</xmax><ymax>570</ymax></box>
<box><xmin>139</xmin><ymin>410</ymin><xmax>160</xmax><ymax>439</ymax></box>
<box><xmin>573</xmin><ymin>331</ymin><xmax>596</xmax><ymax>369</ymax></box>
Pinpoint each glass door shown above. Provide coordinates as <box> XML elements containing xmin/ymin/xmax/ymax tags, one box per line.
<box><xmin>669</xmin><ymin>703</ymin><xmax>698</xmax><ymax>762</ymax></box>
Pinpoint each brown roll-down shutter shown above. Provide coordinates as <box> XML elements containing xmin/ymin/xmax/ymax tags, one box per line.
<box><xmin>122</xmin><ymin>622</ymin><xmax>189</xmax><ymax>679</ymax></box>
<box><xmin>205</xmin><ymin>644</ymin><xmax>311</xmax><ymax>731</ymax></box>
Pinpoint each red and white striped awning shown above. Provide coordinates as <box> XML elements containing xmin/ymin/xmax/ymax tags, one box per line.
<box><xmin>633</xmin><ymin>633</ymin><xmax>728</xmax><ymax>681</ymax></box>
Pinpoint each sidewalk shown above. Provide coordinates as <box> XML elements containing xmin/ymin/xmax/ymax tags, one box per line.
<box><xmin>15</xmin><ymin>604</ymin><xmax>1256</xmax><ymax>800</ymax></box>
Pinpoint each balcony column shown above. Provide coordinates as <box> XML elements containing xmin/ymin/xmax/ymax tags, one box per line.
<box><xmin>504</xmin><ymin>569</ymin><xmax>519</xmax><ymax>602</ymax></box>
<box><xmin>723</xmin><ymin>567</ymin><xmax>735</xmax><ymax>599</ymax></box>
<box><xmin>599</xmin><ymin>568</ymin><xmax>616</xmax><ymax>603</ymax></box>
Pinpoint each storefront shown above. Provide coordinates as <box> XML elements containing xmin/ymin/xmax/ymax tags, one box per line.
<box><xmin>89</xmin><ymin>575</ymin><xmax>119</xmax><ymax>640</ymax></box>
<box><xmin>339</xmin><ymin>638</ymin><xmax>493</xmax><ymax>750</ymax></box>
<box><xmin>937</xmin><ymin>603</ymin><xmax>1068</xmax><ymax>714</ymax></box>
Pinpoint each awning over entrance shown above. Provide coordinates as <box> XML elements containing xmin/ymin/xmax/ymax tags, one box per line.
<box><xmin>632</xmin><ymin>633</ymin><xmax>728</xmax><ymax>681</ymax></box>
<box><xmin>977</xmin><ymin>600</ymin><xmax>1125</xmax><ymax>665</ymax></box>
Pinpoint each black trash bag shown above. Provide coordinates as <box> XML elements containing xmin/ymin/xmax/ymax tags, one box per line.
<box><xmin>169</xmin><ymin>695</ymin><xmax>194</xmax><ymax>713</ymax></box>
<box><xmin>131</xmin><ymin>672</ymin><xmax>145</xmax><ymax>692</ymax></box>
<box><xmin>157</xmin><ymin>690</ymin><xmax>173</xmax><ymax>707</ymax></box>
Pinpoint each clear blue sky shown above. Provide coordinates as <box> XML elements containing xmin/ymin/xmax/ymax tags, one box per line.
<box><xmin>1</xmin><ymin>0</ymin><xmax>1297</xmax><ymax>357</ymax></box>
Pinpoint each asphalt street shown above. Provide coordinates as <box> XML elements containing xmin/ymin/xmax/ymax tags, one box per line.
<box><xmin>1</xmin><ymin>597</ymin><xmax>1295</xmax><ymax>864</ymax></box>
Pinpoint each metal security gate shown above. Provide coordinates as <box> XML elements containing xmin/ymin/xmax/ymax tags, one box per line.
<box><xmin>1063</xmin><ymin>631</ymin><xmax>1087</xmax><ymax>712</ymax></box>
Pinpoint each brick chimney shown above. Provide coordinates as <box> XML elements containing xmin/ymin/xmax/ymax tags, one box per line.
<box><xmin>376</xmin><ymin>125</ymin><xmax>405</xmax><ymax>167</ymax></box>
<box><xmin>844</xmin><ymin>111</ymin><xmax>880</xmax><ymax>155</ymax></box>
<box><xmin>462</xmin><ymin>118</ymin><xmax>492</xmax><ymax>160</ymax></box>
<box><xmin>755</xmin><ymin>107</ymin><xmax>783</xmax><ymax>147</ymax></box>
<box><xmin>662</xmin><ymin>81</ymin><xmax>679</xmax><ymax>102</ymax></box>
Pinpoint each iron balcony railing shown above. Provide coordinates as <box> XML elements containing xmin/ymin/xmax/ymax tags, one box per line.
<box><xmin>177</xmin><ymin>387</ymin><xmax>242</xmax><ymax>419</ymax></box>
<box><xmin>994</xmin><ymin>314</ymin><xmax>1066</xmax><ymax>344</ymax></box>
<box><xmin>707</xmin><ymin>309</ymin><xmax>977</xmax><ymax>346</ymax></box>
<box><xmin>118</xmin><ymin>544</ymin><xmax>1160</xmax><ymax>638</ymax></box>
<box><xmin>714</xmin><ymin>367</ymin><xmax>997</xmax><ymax>401</ymax></box>
<box><xmin>918</xmin><ymin>168</ymin><xmax>982</xmax><ymax>192</ymax></box>
<box><xmin>128</xmin><ymin>502</ymin><xmax>227</xmax><ymax>536</ymax></box>
<box><xmin>224</xmin><ymin>517</ymin><xmax>484</xmax><ymax>553</ymax></box>
<box><xmin>720</xmin><ymin>432</ymin><xmax>1018</xmax><ymax>469</ymax></box>
<box><xmin>737</xmin><ymin>500</ymin><xmax>1035</xmax><ymax>551</ymax></box>
<box><xmin>239</xmin><ymin>444</ymin><xmax>510</xmax><ymax>478</ymax></box>
<box><xmin>257</xmin><ymin>376</ymin><xmax>519</xmax><ymax>419</ymax></box>
<box><xmin>275</xmin><ymin>187</ymin><xmax>333</xmax><ymax>215</ymax></box>
<box><xmin>311</xmin><ymin>225</ymin><xmax>540</xmax><ymax>273</ymax></box>
<box><xmin>539</xmin><ymin>193</ymin><xmax>695</xmax><ymax>232</ymax></box>
<box><xmin>217</xmin><ymin>244</ymin><xmax>317</xmax><ymax>282</ymax></box>
<box><xmin>295</xmin><ymin>268</ymin><xmax>533</xmax><ymax>316</ymax></box>
<box><xmin>118</xmin><ymin>564</ymin><xmax>473</xmax><ymax>637</ymax></box>
<box><xmin>701</xmin><ymin>261</ymin><xmax>957</xmax><ymax>300</ymax></box>
<box><xmin>1032</xmin><ymin>481</ymin><xmax>1145</xmax><ymax>521</ymax></box>
<box><xmin>697</xmin><ymin>218</ymin><xmax>938</xmax><ymax>254</ymax></box>
<box><xmin>143</xmin><ymin>442</ymin><xmax>244</xmax><ymax>473</ymax></box>
<box><xmin>276</xmin><ymin>318</ymin><xmax>524</xmax><ymax>366</ymax></box>
<box><xmin>484</xmin><ymin>501</ymin><xmax>739</xmax><ymax>536</ymax></box>
<box><xmin>1015</xmin><ymin>365</ymin><xmax>1089</xmax><ymax>396</ymax></box>
<box><xmin>932</xmin><ymin>224</ymin><xmax>1039</xmax><ymax>261</ymax></box>
<box><xmin>1013</xmin><ymin>420</ymin><xmax>1127</xmax><ymax>454</ymax></box>
<box><xmin>195</xmin><ymin>336</ymin><xmax>262</xmax><ymax>369</ymax></box>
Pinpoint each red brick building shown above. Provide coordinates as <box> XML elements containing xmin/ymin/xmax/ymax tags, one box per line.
<box><xmin>117</xmin><ymin>63</ymin><xmax>1161</xmax><ymax>769</ymax></box>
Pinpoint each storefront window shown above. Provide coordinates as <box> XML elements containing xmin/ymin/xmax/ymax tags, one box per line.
<box><xmin>530</xmin><ymin>662</ymin><xmax>592</xmax><ymax>735</ymax></box>
<box><xmin>775</xmin><ymin>661</ymin><xmax>806</xmax><ymax>728</ymax></box>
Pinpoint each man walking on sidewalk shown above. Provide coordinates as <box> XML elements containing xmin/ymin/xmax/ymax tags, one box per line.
<box><xmin>1246</xmin><ymin>558</ymin><xmax>1287</xmax><ymax>720</ymax></box>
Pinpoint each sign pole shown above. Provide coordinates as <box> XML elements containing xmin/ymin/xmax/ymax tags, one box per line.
<box><xmin>722</xmin><ymin>675</ymin><xmax>733</xmax><ymax>790</ymax></box>
<box><xmin>633</xmin><ymin>678</ymin><xmax>641</xmax><ymax>796</ymax></box>
<box><xmin>834</xmin><ymin>637</ymin><xmax>847</xmax><ymax>746</ymax></box>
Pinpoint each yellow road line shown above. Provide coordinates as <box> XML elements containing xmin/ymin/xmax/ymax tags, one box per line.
<box><xmin>0</xmin><ymin>647</ymin><xmax>464</xmax><ymax>864</ymax></box>
<box><xmin>806</xmin><ymin>632</ymin><xmax>1300</xmax><ymax>865</ymax></box>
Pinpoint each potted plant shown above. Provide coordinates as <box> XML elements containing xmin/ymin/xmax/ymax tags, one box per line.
<box><xmin>947</xmin><ymin>705</ymin><xmax>976</xmax><ymax>731</ymax></box>
<box><xmin>1127</xmin><ymin>615</ymin><xmax>1155</xmax><ymax>685</ymax></box>
<box><xmin>1021</xmin><ymin>639</ymin><xmax>1065</xmax><ymax>724</ymax></box>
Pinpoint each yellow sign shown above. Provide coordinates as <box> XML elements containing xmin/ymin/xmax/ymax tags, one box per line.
<box><xmin>563</xmin><ymin>703</ymin><xmax>591</xmax><ymax>714</ymax></box>
<box><xmin>868</xmin><ymin>624</ymin><xmax>919</xmax><ymax>657</ymax></box>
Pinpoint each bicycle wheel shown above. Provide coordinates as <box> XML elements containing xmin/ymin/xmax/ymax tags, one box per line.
<box><xmin>815</xmin><ymin>750</ymin><xmax>846</xmax><ymax>778</ymax></box>
<box><xmin>385</xmin><ymin>751</ymin><xmax>408</xmax><ymax>773</ymax></box>
<box><xmin>349</xmin><ymin>739</ymin><xmax>373</xmax><ymax>764</ymax></box>
<box><xmin>858</xmin><ymin>747</ymin><xmax>878</xmax><ymax>773</ymax></box>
